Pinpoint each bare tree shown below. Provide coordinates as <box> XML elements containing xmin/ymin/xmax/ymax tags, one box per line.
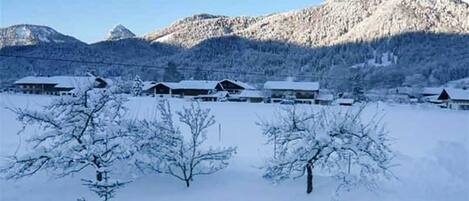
<box><xmin>133</xmin><ymin>100</ymin><xmax>237</xmax><ymax>187</ymax></box>
<box><xmin>258</xmin><ymin>105</ymin><xmax>394</xmax><ymax>194</ymax></box>
<box><xmin>1</xmin><ymin>87</ymin><xmax>134</xmax><ymax>201</ymax></box>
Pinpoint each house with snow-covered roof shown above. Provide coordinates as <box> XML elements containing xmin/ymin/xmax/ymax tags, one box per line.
<box><xmin>143</xmin><ymin>81</ymin><xmax>179</xmax><ymax>97</ymax></box>
<box><xmin>143</xmin><ymin>79</ymin><xmax>255</xmax><ymax>98</ymax></box>
<box><xmin>14</xmin><ymin>75</ymin><xmax>109</xmax><ymax>95</ymax></box>
<box><xmin>437</xmin><ymin>88</ymin><xmax>469</xmax><ymax>110</ymax></box>
<box><xmin>263</xmin><ymin>81</ymin><xmax>320</xmax><ymax>104</ymax></box>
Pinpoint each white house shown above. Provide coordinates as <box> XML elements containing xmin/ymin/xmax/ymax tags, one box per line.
<box><xmin>437</xmin><ymin>88</ymin><xmax>469</xmax><ymax>110</ymax></box>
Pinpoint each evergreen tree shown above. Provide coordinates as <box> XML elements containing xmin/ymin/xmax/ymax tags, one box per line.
<box><xmin>131</xmin><ymin>75</ymin><xmax>144</xmax><ymax>96</ymax></box>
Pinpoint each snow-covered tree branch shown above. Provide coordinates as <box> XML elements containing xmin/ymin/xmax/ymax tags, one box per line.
<box><xmin>1</xmin><ymin>87</ymin><xmax>135</xmax><ymax>201</ymax></box>
<box><xmin>258</xmin><ymin>105</ymin><xmax>394</xmax><ymax>194</ymax></box>
<box><xmin>132</xmin><ymin>100</ymin><xmax>237</xmax><ymax>187</ymax></box>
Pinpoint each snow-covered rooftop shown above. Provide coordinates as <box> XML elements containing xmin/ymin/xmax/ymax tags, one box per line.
<box><xmin>15</xmin><ymin>76</ymin><xmax>102</xmax><ymax>89</ymax></box>
<box><xmin>263</xmin><ymin>81</ymin><xmax>319</xmax><ymax>91</ymax></box>
<box><xmin>442</xmin><ymin>88</ymin><xmax>469</xmax><ymax>101</ymax></box>
<box><xmin>175</xmin><ymin>80</ymin><xmax>219</xmax><ymax>90</ymax></box>
<box><xmin>221</xmin><ymin>79</ymin><xmax>255</xmax><ymax>90</ymax></box>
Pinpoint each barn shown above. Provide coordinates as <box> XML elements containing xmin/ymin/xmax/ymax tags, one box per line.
<box><xmin>144</xmin><ymin>82</ymin><xmax>179</xmax><ymax>96</ymax></box>
<box><xmin>437</xmin><ymin>88</ymin><xmax>469</xmax><ymax>110</ymax></box>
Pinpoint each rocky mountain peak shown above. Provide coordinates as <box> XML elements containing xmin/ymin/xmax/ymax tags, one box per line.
<box><xmin>107</xmin><ymin>24</ymin><xmax>136</xmax><ymax>41</ymax></box>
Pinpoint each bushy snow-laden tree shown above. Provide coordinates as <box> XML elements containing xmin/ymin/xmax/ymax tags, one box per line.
<box><xmin>258</xmin><ymin>106</ymin><xmax>394</xmax><ymax>194</ymax></box>
<box><xmin>132</xmin><ymin>100</ymin><xmax>236</xmax><ymax>187</ymax></box>
<box><xmin>1</xmin><ymin>87</ymin><xmax>134</xmax><ymax>201</ymax></box>
<box><xmin>131</xmin><ymin>75</ymin><xmax>144</xmax><ymax>96</ymax></box>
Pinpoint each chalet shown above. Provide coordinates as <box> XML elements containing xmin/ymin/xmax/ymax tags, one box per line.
<box><xmin>336</xmin><ymin>98</ymin><xmax>354</xmax><ymax>106</ymax></box>
<box><xmin>437</xmin><ymin>89</ymin><xmax>469</xmax><ymax>110</ymax></box>
<box><xmin>264</xmin><ymin>81</ymin><xmax>320</xmax><ymax>104</ymax></box>
<box><xmin>228</xmin><ymin>90</ymin><xmax>265</xmax><ymax>103</ymax></box>
<box><xmin>14</xmin><ymin>76</ymin><xmax>108</xmax><ymax>95</ymax></box>
<box><xmin>144</xmin><ymin>79</ymin><xmax>254</xmax><ymax>98</ymax></box>
<box><xmin>217</xmin><ymin>79</ymin><xmax>255</xmax><ymax>94</ymax></box>
<box><xmin>144</xmin><ymin>82</ymin><xmax>179</xmax><ymax>96</ymax></box>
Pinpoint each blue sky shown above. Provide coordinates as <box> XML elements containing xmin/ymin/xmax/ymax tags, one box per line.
<box><xmin>1</xmin><ymin>0</ymin><xmax>323</xmax><ymax>43</ymax></box>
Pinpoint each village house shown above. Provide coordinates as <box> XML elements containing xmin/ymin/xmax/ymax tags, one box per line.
<box><xmin>437</xmin><ymin>88</ymin><xmax>469</xmax><ymax>110</ymax></box>
<box><xmin>263</xmin><ymin>81</ymin><xmax>320</xmax><ymax>104</ymax></box>
<box><xmin>14</xmin><ymin>75</ymin><xmax>109</xmax><ymax>95</ymax></box>
<box><xmin>143</xmin><ymin>81</ymin><xmax>179</xmax><ymax>97</ymax></box>
<box><xmin>143</xmin><ymin>79</ymin><xmax>254</xmax><ymax>98</ymax></box>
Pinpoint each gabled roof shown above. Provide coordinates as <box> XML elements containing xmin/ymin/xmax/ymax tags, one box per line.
<box><xmin>143</xmin><ymin>81</ymin><xmax>180</xmax><ymax>91</ymax></box>
<box><xmin>175</xmin><ymin>80</ymin><xmax>219</xmax><ymax>90</ymax></box>
<box><xmin>15</xmin><ymin>76</ymin><xmax>102</xmax><ymax>89</ymax></box>
<box><xmin>264</xmin><ymin>81</ymin><xmax>319</xmax><ymax>91</ymax></box>
<box><xmin>220</xmin><ymin>79</ymin><xmax>255</xmax><ymax>90</ymax></box>
<box><xmin>439</xmin><ymin>88</ymin><xmax>469</xmax><ymax>101</ymax></box>
<box><xmin>142</xmin><ymin>81</ymin><xmax>157</xmax><ymax>91</ymax></box>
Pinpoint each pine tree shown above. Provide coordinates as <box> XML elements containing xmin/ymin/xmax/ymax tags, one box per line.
<box><xmin>131</xmin><ymin>75</ymin><xmax>144</xmax><ymax>96</ymax></box>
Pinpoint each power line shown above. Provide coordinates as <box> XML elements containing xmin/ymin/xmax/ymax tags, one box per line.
<box><xmin>0</xmin><ymin>54</ymin><xmax>402</xmax><ymax>82</ymax></box>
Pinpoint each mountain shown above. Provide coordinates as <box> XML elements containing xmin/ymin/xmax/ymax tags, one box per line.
<box><xmin>144</xmin><ymin>0</ymin><xmax>469</xmax><ymax>47</ymax></box>
<box><xmin>0</xmin><ymin>24</ymin><xmax>83</xmax><ymax>48</ymax></box>
<box><xmin>1</xmin><ymin>0</ymin><xmax>469</xmax><ymax>91</ymax></box>
<box><xmin>144</xmin><ymin>14</ymin><xmax>260</xmax><ymax>48</ymax></box>
<box><xmin>107</xmin><ymin>24</ymin><xmax>136</xmax><ymax>41</ymax></box>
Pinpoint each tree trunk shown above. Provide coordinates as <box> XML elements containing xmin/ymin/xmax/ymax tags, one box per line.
<box><xmin>185</xmin><ymin>179</ymin><xmax>190</xmax><ymax>188</ymax></box>
<box><xmin>96</xmin><ymin>171</ymin><xmax>103</xmax><ymax>182</ymax></box>
<box><xmin>306</xmin><ymin>162</ymin><xmax>314</xmax><ymax>194</ymax></box>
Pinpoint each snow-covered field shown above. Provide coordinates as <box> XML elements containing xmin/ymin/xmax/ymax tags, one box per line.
<box><xmin>0</xmin><ymin>94</ymin><xmax>468</xmax><ymax>201</ymax></box>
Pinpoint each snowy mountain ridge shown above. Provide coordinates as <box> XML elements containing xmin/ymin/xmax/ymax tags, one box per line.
<box><xmin>144</xmin><ymin>0</ymin><xmax>469</xmax><ymax>47</ymax></box>
<box><xmin>0</xmin><ymin>24</ymin><xmax>83</xmax><ymax>48</ymax></box>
